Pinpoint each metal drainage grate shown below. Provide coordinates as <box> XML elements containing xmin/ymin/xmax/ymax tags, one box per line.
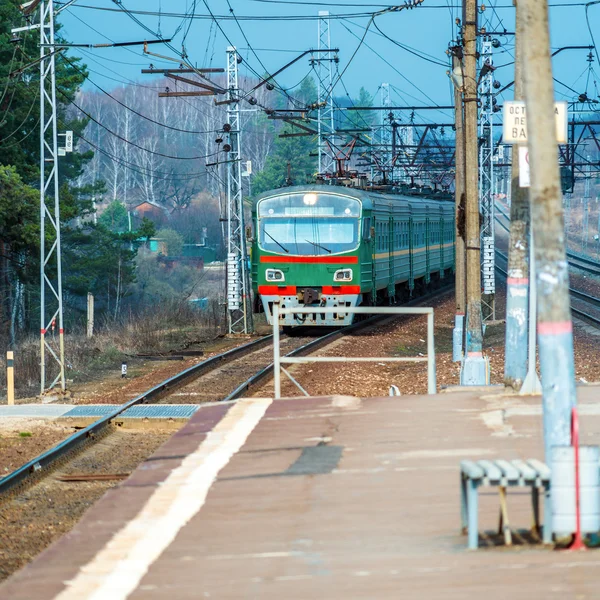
<box><xmin>120</xmin><ymin>405</ymin><xmax>200</xmax><ymax>419</ymax></box>
<box><xmin>62</xmin><ymin>405</ymin><xmax>120</xmax><ymax>418</ymax></box>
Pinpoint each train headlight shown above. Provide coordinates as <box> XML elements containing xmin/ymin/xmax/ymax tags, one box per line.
<box><xmin>333</xmin><ymin>269</ymin><xmax>353</xmax><ymax>282</ymax></box>
<box><xmin>303</xmin><ymin>193</ymin><xmax>318</xmax><ymax>205</ymax></box>
<box><xmin>266</xmin><ymin>269</ymin><xmax>285</xmax><ymax>282</ymax></box>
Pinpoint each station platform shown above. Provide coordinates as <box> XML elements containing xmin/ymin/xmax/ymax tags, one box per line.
<box><xmin>2</xmin><ymin>386</ymin><xmax>600</xmax><ymax>599</ymax></box>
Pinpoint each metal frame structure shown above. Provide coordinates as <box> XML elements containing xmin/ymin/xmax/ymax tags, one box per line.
<box><xmin>316</xmin><ymin>10</ymin><xmax>336</xmax><ymax>176</ymax></box>
<box><xmin>225</xmin><ymin>46</ymin><xmax>253</xmax><ymax>334</ymax></box>
<box><xmin>39</xmin><ymin>0</ymin><xmax>66</xmax><ymax>393</ymax></box>
<box><xmin>272</xmin><ymin>305</ymin><xmax>437</xmax><ymax>397</ymax></box>
<box><xmin>478</xmin><ymin>37</ymin><xmax>496</xmax><ymax>321</ymax></box>
<box><xmin>379</xmin><ymin>82</ymin><xmax>393</xmax><ymax>181</ymax></box>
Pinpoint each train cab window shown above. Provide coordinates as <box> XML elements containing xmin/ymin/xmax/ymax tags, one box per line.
<box><xmin>257</xmin><ymin>192</ymin><xmax>360</xmax><ymax>255</ymax></box>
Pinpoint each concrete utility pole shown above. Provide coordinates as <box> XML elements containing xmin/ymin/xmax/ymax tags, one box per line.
<box><xmin>452</xmin><ymin>51</ymin><xmax>466</xmax><ymax>362</ymax></box>
<box><xmin>460</xmin><ymin>0</ymin><xmax>488</xmax><ymax>384</ymax></box>
<box><xmin>521</xmin><ymin>0</ymin><xmax>577</xmax><ymax>461</ymax></box>
<box><xmin>504</xmin><ymin>0</ymin><xmax>530</xmax><ymax>390</ymax></box>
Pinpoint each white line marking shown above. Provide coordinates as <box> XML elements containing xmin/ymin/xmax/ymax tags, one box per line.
<box><xmin>208</xmin><ymin>551</ymin><xmax>302</xmax><ymax>560</ymax></box>
<box><xmin>55</xmin><ymin>397</ymin><xmax>272</xmax><ymax>600</ymax></box>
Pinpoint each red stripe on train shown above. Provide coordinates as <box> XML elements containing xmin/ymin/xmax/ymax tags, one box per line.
<box><xmin>322</xmin><ymin>285</ymin><xmax>361</xmax><ymax>294</ymax></box>
<box><xmin>258</xmin><ymin>285</ymin><xmax>297</xmax><ymax>295</ymax></box>
<box><xmin>260</xmin><ymin>255</ymin><xmax>358</xmax><ymax>264</ymax></box>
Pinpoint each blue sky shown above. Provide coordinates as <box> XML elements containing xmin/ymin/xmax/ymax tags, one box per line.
<box><xmin>57</xmin><ymin>0</ymin><xmax>600</xmax><ymax>121</ymax></box>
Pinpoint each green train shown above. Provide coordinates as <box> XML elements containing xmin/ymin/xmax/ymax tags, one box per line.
<box><xmin>251</xmin><ymin>185</ymin><xmax>455</xmax><ymax>327</ymax></box>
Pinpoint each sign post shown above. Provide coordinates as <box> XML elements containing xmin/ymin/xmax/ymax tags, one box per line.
<box><xmin>502</xmin><ymin>100</ymin><xmax>568</xmax><ymax>395</ymax></box>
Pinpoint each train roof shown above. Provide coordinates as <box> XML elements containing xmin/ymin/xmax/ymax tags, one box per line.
<box><xmin>252</xmin><ymin>184</ymin><xmax>454</xmax><ymax>212</ymax></box>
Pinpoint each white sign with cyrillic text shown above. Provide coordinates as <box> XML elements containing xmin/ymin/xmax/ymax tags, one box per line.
<box><xmin>503</xmin><ymin>101</ymin><xmax>568</xmax><ymax>144</ymax></box>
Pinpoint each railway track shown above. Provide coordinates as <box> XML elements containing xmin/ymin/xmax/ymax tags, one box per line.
<box><xmin>0</xmin><ymin>332</ymin><xmax>329</xmax><ymax>497</ymax></box>
<box><xmin>495</xmin><ymin>249</ymin><xmax>600</xmax><ymax>328</ymax></box>
<box><xmin>495</xmin><ymin>206</ymin><xmax>600</xmax><ymax>277</ymax></box>
<box><xmin>0</xmin><ymin>285</ymin><xmax>450</xmax><ymax>499</ymax></box>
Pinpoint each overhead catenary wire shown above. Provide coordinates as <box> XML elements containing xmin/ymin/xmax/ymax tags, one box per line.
<box><xmin>63</xmin><ymin>91</ymin><xmax>220</xmax><ymax>161</ymax></box>
<box><xmin>0</xmin><ymin>88</ymin><xmax>40</xmax><ymax>146</ymax></box>
<box><xmin>201</xmin><ymin>0</ymin><xmax>306</xmax><ymax>109</ymax></box>
<box><xmin>60</xmin><ymin>53</ymin><xmax>222</xmax><ymax>135</ymax></box>
<box><xmin>339</xmin><ymin>18</ymin><xmax>445</xmax><ymax>109</ymax></box>
<box><xmin>77</xmin><ymin>132</ymin><xmax>212</xmax><ymax>181</ymax></box>
<box><xmin>585</xmin><ymin>1</ymin><xmax>600</xmax><ymax>67</ymax></box>
<box><xmin>371</xmin><ymin>20</ymin><xmax>449</xmax><ymax>67</ymax></box>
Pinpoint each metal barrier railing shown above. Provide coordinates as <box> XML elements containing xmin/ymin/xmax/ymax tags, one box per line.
<box><xmin>272</xmin><ymin>304</ymin><xmax>436</xmax><ymax>398</ymax></box>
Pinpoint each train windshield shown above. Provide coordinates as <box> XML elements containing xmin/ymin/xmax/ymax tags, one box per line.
<box><xmin>257</xmin><ymin>192</ymin><xmax>360</xmax><ymax>255</ymax></box>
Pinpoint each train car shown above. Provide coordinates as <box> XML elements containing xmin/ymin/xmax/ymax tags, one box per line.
<box><xmin>250</xmin><ymin>185</ymin><xmax>455</xmax><ymax>328</ymax></box>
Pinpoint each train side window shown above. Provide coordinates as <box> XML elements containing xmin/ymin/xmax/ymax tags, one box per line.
<box><xmin>363</xmin><ymin>217</ymin><xmax>371</xmax><ymax>240</ymax></box>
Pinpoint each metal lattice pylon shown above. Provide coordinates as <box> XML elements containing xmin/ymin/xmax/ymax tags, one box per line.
<box><xmin>316</xmin><ymin>10</ymin><xmax>336</xmax><ymax>176</ymax></box>
<box><xmin>39</xmin><ymin>0</ymin><xmax>66</xmax><ymax>393</ymax></box>
<box><xmin>478</xmin><ymin>38</ymin><xmax>496</xmax><ymax>321</ymax></box>
<box><xmin>380</xmin><ymin>83</ymin><xmax>393</xmax><ymax>181</ymax></box>
<box><xmin>225</xmin><ymin>47</ymin><xmax>253</xmax><ymax>334</ymax></box>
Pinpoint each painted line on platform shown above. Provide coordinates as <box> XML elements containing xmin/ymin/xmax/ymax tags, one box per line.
<box><xmin>54</xmin><ymin>397</ymin><xmax>272</xmax><ymax>600</ymax></box>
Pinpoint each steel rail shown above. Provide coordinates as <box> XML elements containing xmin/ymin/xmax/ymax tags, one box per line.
<box><xmin>0</xmin><ymin>283</ymin><xmax>453</xmax><ymax>497</ymax></box>
<box><xmin>0</xmin><ymin>335</ymin><xmax>274</xmax><ymax>496</ymax></box>
<box><xmin>496</xmin><ymin>250</ymin><xmax>600</xmax><ymax>328</ymax></box>
<box><xmin>495</xmin><ymin>214</ymin><xmax>600</xmax><ymax>277</ymax></box>
<box><xmin>227</xmin><ymin>283</ymin><xmax>453</xmax><ymax>401</ymax></box>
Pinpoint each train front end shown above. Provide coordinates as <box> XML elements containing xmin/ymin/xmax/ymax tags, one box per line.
<box><xmin>252</xmin><ymin>188</ymin><xmax>363</xmax><ymax>327</ymax></box>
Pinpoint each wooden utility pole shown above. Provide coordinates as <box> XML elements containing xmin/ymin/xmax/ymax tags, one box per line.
<box><xmin>452</xmin><ymin>51</ymin><xmax>466</xmax><ymax>362</ymax></box>
<box><xmin>460</xmin><ymin>0</ymin><xmax>488</xmax><ymax>384</ymax></box>
<box><xmin>521</xmin><ymin>0</ymin><xmax>576</xmax><ymax>460</ymax></box>
<box><xmin>503</xmin><ymin>0</ymin><xmax>530</xmax><ymax>389</ymax></box>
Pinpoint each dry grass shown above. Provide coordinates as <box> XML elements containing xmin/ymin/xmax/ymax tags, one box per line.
<box><xmin>0</xmin><ymin>299</ymin><xmax>225</xmax><ymax>401</ymax></box>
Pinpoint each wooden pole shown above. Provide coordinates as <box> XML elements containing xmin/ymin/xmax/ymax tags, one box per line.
<box><xmin>521</xmin><ymin>0</ymin><xmax>576</xmax><ymax>461</ymax></box>
<box><xmin>7</xmin><ymin>351</ymin><xmax>14</xmax><ymax>405</ymax></box>
<box><xmin>504</xmin><ymin>0</ymin><xmax>530</xmax><ymax>389</ymax></box>
<box><xmin>460</xmin><ymin>0</ymin><xmax>488</xmax><ymax>384</ymax></box>
<box><xmin>452</xmin><ymin>51</ymin><xmax>467</xmax><ymax>362</ymax></box>
<box><xmin>87</xmin><ymin>292</ymin><xmax>94</xmax><ymax>339</ymax></box>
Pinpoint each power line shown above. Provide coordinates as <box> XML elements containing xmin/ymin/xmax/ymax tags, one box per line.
<box><xmin>0</xmin><ymin>88</ymin><xmax>39</xmax><ymax>146</ymax></box>
<box><xmin>77</xmin><ymin>132</ymin><xmax>211</xmax><ymax>181</ymax></box>
<box><xmin>201</xmin><ymin>0</ymin><xmax>305</xmax><ymax>109</ymax></box>
<box><xmin>0</xmin><ymin>46</ymin><xmax>19</xmax><ymax>109</ymax></box>
<box><xmin>224</xmin><ymin>0</ymin><xmax>303</xmax><ymax>107</ymax></box>
<box><xmin>0</xmin><ymin>117</ymin><xmax>40</xmax><ymax>150</ymax></box>
<box><xmin>372</xmin><ymin>20</ymin><xmax>449</xmax><ymax>67</ymax></box>
<box><xmin>60</xmin><ymin>54</ymin><xmax>221</xmax><ymax>135</ymax></box>
<box><xmin>339</xmin><ymin>18</ymin><xmax>442</xmax><ymax>108</ymax></box>
<box><xmin>585</xmin><ymin>1</ymin><xmax>600</xmax><ymax>66</ymax></box>
<box><xmin>63</xmin><ymin>91</ymin><xmax>220</xmax><ymax>161</ymax></box>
